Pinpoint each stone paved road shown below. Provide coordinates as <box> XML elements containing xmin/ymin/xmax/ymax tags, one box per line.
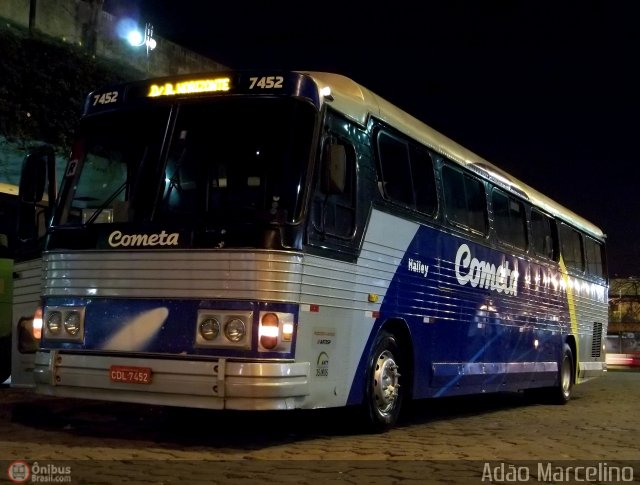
<box><xmin>1</xmin><ymin>370</ymin><xmax>639</xmax><ymax>484</ymax></box>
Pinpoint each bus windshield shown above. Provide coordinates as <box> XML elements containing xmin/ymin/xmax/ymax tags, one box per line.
<box><xmin>56</xmin><ymin>97</ymin><xmax>316</xmax><ymax>227</ymax></box>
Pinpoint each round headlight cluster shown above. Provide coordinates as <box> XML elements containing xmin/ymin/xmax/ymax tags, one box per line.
<box><xmin>46</xmin><ymin>311</ymin><xmax>62</xmax><ymax>334</ymax></box>
<box><xmin>64</xmin><ymin>311</ymin><xmax>82</xmax><ymax>335</ymax></box>
<box><xmin>224</xmin><ymin>318</ymin><xmax>246</xmax><ymax>342</ymax></box>
<box><xmin>199</xmin><ymin>318</ymin><xmax>221</xmax><ymax>341</ymax></box>
<box><xmin>45</xmin><ymin>309</ymin><xmax>83</xmax><ymax>338</ymax></box>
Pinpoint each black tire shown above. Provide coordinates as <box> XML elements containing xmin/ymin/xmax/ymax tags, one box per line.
<box><xmin>524</xmin><ymin>343</ymin><xmax>574</xmax><ymax>405</ymax></box>
<box><xmin>548</xmin><ymin>343</ymin><xmax>574</xmax><ymax>404</ymax></box>
<box><xmin>362</xmin><ymin>330</ymin><xmax>405</xmax><ymax>432</ymax></box>
<box><xmin>0</xmin><ymin>334</ymin><xmax>11</xmax><ymax>384</ymax></box>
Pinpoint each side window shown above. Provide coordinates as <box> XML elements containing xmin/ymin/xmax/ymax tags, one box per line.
<box><xmin>376</xmin><ymin>130</ymin><xmax>437</xmax><ymax>216</ymax></box>
<box><xmin>442</xmin><ymin>165</ymin><xmax>487</xmax><ymax>234</ymax></box>
<box><xmin>559</xmin><ymin>223</ymin><xmax>584</xmax><ymax>271</ymax></box>
<box><xmin>492</xmin><ymin>189</ymin><xmax>526</xmax><ymax>249</ymax></box>
<box><xmin>530</xmin><ymin>208</ymin><xmax>556</xmax><ymax>260</ymax></box>
<box><xmin>409</xmin><ymin>144</ymin><xmax>437</xmax><ymax>216</ymax></box>
<box><xmin>377</xmin><ymin>132</ymin><xmax>412</xmax><ymax>205</ymax></box>
<box><xmin>584</xmin><ymin>236</ymin><xmax>605</xmax><ymax>278</ymax></box>
<box><xmin>312</xmin><ymin>133</ymin><xmax>357</xmax><ymax>239</ymax></box>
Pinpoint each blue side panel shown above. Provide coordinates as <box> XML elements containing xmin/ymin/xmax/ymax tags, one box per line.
<box><xmin>347</xmin><ymin>222</ymin><xmax>568</xmax><ymax>405</ymax></box>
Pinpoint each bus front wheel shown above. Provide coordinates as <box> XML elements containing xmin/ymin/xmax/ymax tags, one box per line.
<box><xmin>362</xmin><ymin>330</ymin><xmax>404</xmax><ymax>432</ymax></box>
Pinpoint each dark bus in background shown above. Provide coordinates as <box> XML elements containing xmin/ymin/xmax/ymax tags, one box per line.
<box><xmin>1</xmin><ymin>147</ymin><xmax>55</xmax><ymax>385</ymax></box>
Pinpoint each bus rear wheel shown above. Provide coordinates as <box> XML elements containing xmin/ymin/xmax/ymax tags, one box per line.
<box><xmin>545</xmin><ymin>343</ymin><xmax>574</xmax><ymax>404</ymax></box>
<box><xmin>362</xmin><ymin>330</ymin><xmax>404</xmax><ymax>432</ymax></box>
<box><xmin>556</xmin><ymin>343</ymin><xmax>574</xmax><ymax>403</ymax></box>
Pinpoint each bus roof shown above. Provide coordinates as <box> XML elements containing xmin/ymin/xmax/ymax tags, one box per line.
<box><xmin>301</xmin><ymin>71</ymin><xmax>605</xmax><ymax>241</ymax></box>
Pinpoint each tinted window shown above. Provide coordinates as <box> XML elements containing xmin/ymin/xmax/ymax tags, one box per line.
<box><xmin>409</xmin><ymin>145</ymin><xmax>437</xmax><ymax>215</ymax></box>
<box><xmin>492</xmin><ymin>189</ymin><xmax>526</xmax><ymax>249</ymax></box>
<box><xmin>530</xmin><ymin>209</ymin><xmax>556</xmax><ymax>259</ymax></box>
<box><xmin>312</xmin><ymin>134</ymin><xmax>357</xmax><ymax>238</ymax></box>
<box><xmin>160</xmin><ymin>98</ymin><xmax>314</xmax><ymax>224</ymax></box>
<box><xmin>377</xmin><ymin>131</ymin><xmax>437</xmax><ymax>216</ymax></box>
<box><xmin>559</xmin><ymin>223</ymin><xmax>584</xmax><ymax>271</ymax></box>
<box><xmin>584</xmin><ymin>236</ymin><xmax>605</xmax><ymax>278</ymax></box>
<box><xmin>443</xmin><ymin>165</ymin><xmax>487</xmax><ymax>234</ymax></box>
<box><xmin>378</xmin><ymin>132</ymin><xmax>412</xmax><ymax>205</ymax></box>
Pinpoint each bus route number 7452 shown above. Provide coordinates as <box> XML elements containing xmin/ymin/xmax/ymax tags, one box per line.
<box><xmin>248</xmin><ymin>76</ymin><xmax>284</xmax><ymax>89</ymax></box>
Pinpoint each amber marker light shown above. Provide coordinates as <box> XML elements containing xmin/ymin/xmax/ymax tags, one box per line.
<box><xmin>282</xmin><ymin>322</ymin><xmax>294</xmax><ymax>342</ymax></box>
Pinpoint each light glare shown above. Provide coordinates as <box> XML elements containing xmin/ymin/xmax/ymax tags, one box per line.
<box><xmin>33</xmin><ymin>307</ymin><xmax>43</xmax><ymax>340</ymax></box>
<box><xmin>127</xmin><ymin>30</ymin><xmax>143</xmax><ymax>46</ymax></box>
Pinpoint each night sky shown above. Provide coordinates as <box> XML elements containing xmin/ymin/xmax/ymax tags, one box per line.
<box><xmin>106</xmin><ymin>1</ymin><xmax>640</xmax><ymax>277</ymax></box>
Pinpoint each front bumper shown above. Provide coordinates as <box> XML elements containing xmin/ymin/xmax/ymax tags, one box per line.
<box><xmin>34</xmin><ymin>351</ymin><xmax>310</xmax><ymax>410</ymax></box>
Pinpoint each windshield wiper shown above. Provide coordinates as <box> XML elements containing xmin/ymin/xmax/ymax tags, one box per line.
<box><xmin>84</xmin><ymin>181</ymin><xmax>127</xmax><ymax>225</ymax></box>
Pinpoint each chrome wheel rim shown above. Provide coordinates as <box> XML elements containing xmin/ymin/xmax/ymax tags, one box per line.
<box><xmin>561</xmin><ymin>356</ymin><xmax>572</xmax><ymax>397</ymax></box>
<box><xmin>372</xmin><ymin>350</ymin><xmax>400</xmax><ymax>415</ymax></box>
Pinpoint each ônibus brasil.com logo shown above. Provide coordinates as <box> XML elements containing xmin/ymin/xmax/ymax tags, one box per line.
<box><xmin>7</xmin><ymin>461</ymin><xmax>30</xmax><ymax>483</ymax></box>
<box><xmin>7</xmin><ymin>461</ymin><xmax>72</xmax><ymax>483</ymax></box>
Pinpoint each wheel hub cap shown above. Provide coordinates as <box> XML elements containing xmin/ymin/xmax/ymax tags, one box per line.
<box><xmin>373</xmin><ymin>350</ymin><xmax>401</xmax><ymax>414</ymax></box>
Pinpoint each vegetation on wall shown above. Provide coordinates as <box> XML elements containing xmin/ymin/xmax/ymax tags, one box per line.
<box><xmin>0</xmin><ymin>22</ymin><xmax>142</xmax><ymax>151</ymax></box>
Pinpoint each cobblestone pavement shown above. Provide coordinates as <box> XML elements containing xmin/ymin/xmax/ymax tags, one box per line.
<box><xmin>1</xmin><ymin>370</ymin><xmax>639</xmax><ymax>484</ymax></box>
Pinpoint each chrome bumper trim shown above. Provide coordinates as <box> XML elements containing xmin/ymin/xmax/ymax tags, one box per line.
<box><xmin>34</xmin><ymin>351</ymin><xmax>310</xmax><ymax>410</ymax></box>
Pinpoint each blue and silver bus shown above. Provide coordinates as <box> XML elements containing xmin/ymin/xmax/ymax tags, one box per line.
<box><xmin>19</xmin><ymin>71</ymin><xmax>608</xmax><ymax>430</ymax></box>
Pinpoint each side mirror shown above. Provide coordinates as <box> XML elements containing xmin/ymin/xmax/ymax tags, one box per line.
<box><xmin>321</xmin><ymin>143</ymin><xmax>346</xmax><ymax>195</ymax></box>
<box><xmin>17</xmin><ymin>145</ymin><xmax>57</xmax><ymax>243</ymax></box>
<box><xmin>19</xmin><ymin>145</ymin><xmax>55</xmax><ymax>204</ymax></box>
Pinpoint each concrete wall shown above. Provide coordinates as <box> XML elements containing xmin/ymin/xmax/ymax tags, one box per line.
<box><xmin>0</xmin><ymin>0</ymin><xmax>30</xmax><ymax>25</ymax></box>
<box><xmin>0</xmin><ymin>0</ymin><xmax>227</xmax><ymax>77</ymax></box>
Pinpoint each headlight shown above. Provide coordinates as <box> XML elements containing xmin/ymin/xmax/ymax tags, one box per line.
<box><xmin>43</xmin><ymin>306</ymin><xmax>85</xmax><ymax>341</ymax></box>
<box><xmin>46</xmin><ymin>311</ymin><xmax>62</xmax><ymax>334</ymax></box>
<box><xmin>195</xmin><ymin>310</ymin><xmax>252</xmax><ymax>348</ymax></box>
<box><xmin>199</xmin><ymin>318</ymin><xmax>220</xmax><ymax>340</ymax></box>
<box><xmin>64</xmin><ymin>311</ymin><xmax>82</xmax><ymax>336</ymax></box>
<box><xmin>224</xmin><ymin>318</ymin><xmax>246</xmax><ymax>342</ymax></box>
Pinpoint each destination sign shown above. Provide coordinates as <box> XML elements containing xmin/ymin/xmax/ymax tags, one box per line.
<box><xmin>83</xmin><ymin>71</ymin><xmax>323</xmax><ymax>116</ymax></box>
<box><xmin>147</xmin><ymin>77</ymin><xmax>231</xmax><ymax>97</ymax></box>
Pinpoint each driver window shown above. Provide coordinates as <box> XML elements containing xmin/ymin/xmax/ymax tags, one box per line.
<box><xmin>312</xmin><ymin>133</ymin><xmax>356</xmax><ymax>239</ymax></box>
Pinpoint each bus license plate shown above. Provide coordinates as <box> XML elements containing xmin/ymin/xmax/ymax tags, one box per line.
<box><xmin>109</xmin><ymin>365</ymin><xmax>152</xmax><ymax>384</ymax></box>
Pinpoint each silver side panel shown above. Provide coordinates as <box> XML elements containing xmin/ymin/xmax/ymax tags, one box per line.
<box><xmin>11</xmin><ymin>258</ymin><xmax>43</xmax><ymax>388</ymax></box>
<box><xmin>43</xmin><ymin>250</ymin><xmax>303</xmax><ymax>300</ymax></box>
<box><xmin>295</xmin><ymin>210</ymin><xmax>419</xmax><ymax>407</ymax></box>
<box><xmin>566</xmin><ymin>275</ymin><xmax>608</xmax><ymax>383</ymax></box>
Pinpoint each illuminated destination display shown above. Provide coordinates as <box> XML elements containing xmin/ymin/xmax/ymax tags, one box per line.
<box><xmin>147</xmin><ymin>78</ymin><xmax>231</xmax><ymax>97</ymax></box>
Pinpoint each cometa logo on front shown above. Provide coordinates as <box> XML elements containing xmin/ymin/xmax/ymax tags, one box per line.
<box><xmin>108</xmin><ymin>230</ymin><xmax>179</xmax><ymax>248</ymax></box>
